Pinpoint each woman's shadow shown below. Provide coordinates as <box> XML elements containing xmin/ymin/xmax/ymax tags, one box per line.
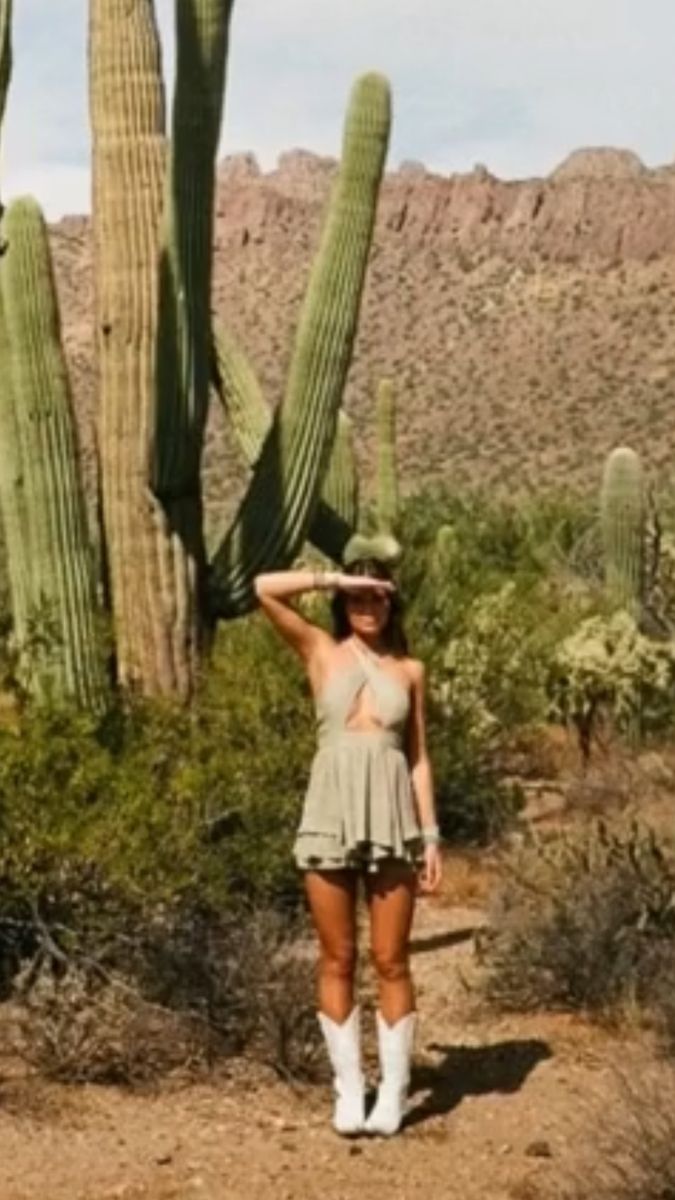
<box><xmin>402</xmin><ymin>1036</ymin><xmax>553</xmax><ymax>1129</ymax></box>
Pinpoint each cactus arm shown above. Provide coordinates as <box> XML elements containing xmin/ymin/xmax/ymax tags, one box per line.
<box><xmin>211</xmin><ymin>325</ymin><xmax>271</xmax><ymax>464</ymax></box>
<box><xmin>153</xmin><ymin>0</ymin><xmax>234</xmax><ymax>498</ymax></box>
<box><xmin>208</xmin><ymin>72</ymin><xmax>390</xmax><ymax>616</ymax></box>
<box><xmin>0</xmin><ymin>289</ymin><xmax>31</xmax><ymax>652</ymax></box>
<box><xmin>315</xmin><ymin>410</ymin><xmax>359</xmax><ymax>560</ymax></box>
<box><xmin>0</xmin><ymin>0</ymin><xmax>11</xmax><ymax>145</ymax></box>
<box><xmin>212</xmin><ymin>329</ymin><xmax>358</xmax><ymax>560</ymax></box>
<box><xmin>601</xmin><ymin>446</ymin><xmax>645</xmax><ymax>615</ymax></box>
<box><xmin>375</xmin><ymin>377</ymin><xmax>398</xmax><ymax>535</ymax></box>
<box><xmin>0</xmin><ymin>198</ymin><xmax>106</xmax><ymax>708</ymax></box>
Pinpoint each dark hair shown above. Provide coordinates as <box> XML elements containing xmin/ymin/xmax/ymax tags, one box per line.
<box><xmin>331</xmin><ymin>557</ymin><xmax>408</xmax><ymax>655</ymax></box>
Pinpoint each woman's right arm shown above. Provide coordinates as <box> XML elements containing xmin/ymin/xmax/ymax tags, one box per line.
<box><xmin>253</xmin><ymin>569</ymin><xmax>340</xmax><ymax>663</ymax></box>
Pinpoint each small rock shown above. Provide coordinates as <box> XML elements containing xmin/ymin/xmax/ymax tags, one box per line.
<box><xmin>525</xmin><ymin>1139</ymin><xmax>553</xmax><ymax>1159</ymax></box>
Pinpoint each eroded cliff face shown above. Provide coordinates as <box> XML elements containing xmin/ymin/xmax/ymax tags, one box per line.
<box><xmin>216</xmin><ymin>146</ymin><xmax>675</xmax><ymax>264</ymax></box>
<box><xmin>50</xmin><ymin>147</ymin><xmax>675</xmax><ymax>515</ymax></box>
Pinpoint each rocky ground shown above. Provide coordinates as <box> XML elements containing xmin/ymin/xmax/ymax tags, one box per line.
<box><xmin>0</xmin><ymin>858</ymin><xmax>665</xmax><ymax>1200</ymax></box>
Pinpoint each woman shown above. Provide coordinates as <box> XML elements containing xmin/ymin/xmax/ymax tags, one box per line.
<box><xmin>254</xmin><ymin>550</ymin><xmax>442</xmax><ymax>1138</ymax></box>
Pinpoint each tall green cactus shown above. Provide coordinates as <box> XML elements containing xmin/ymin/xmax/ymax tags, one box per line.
<box><xmin>601</xmin><ymin>446</ymin><xmax>645</xmax><ymax>615</ymax></box>
<box><xmin>0</xmin><ymin>199</ymin><xmax>106</xmax><ymax>707</ymax></box>
<box><xmin>375</xmin><ymin>378</ymin><xmax>398</xmax><ymax>536</ymax></box>
<box><xmin>209</xmin><ymin>72</ymin><xmax>391</xmax><ymax>615</ymax></box>
<box><xmin>0</xmin><ymin>2</ymin><xmax>391</xmax><ymax>703</ymax></box>
<box><xmin>89</xmin><ymin>0</ymin><xmax>177</xmax><ymax>695</ymax></box>
<box><xmin>0</xmin><ymin>0</ymin><xmax>11</xmax><ymax>149</ymax></box>
<box><xmin>154</xmin><ymin>0</ymin><xmax>233</xmax><ymax>497</ymax></box>
<box><xmin>212</xmin><ymin>324</ymin><xmax>359</xmax><ymax>560</ymax></box>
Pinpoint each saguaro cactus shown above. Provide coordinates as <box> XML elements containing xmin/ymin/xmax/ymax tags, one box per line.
<box><xmin>0</xmin><ymin>3</ymin><xmax>390</xmax><ymax>704</ymax></box>
<box><xmin>86</xmin><ymin>2</ymin><xmax>390</xmax><ymax>694</ymax></box>
<box><xmin>207</xmin><ymin>71</ymin><xmax>392</xmax><ymax>614</ymax></box>
<box><xmin>601</xmin><ymin>446</ymin><xmax>645</xmax><ymax>615</ymax></box>
<box><xmin>89</xmin><ymin>0</ymin><xmax>179</xmax><ymax>695</ymax></box>
<box><xmin>0</xmin><ymin>199</ymin><xmax>106</xmax><ymax>707</ymax></box>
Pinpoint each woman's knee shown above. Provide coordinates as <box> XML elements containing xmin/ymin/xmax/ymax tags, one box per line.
<box><xmin>370</xmin><ymin>946</ymin><xmax>410</xmax><ymax>983</ymax></box>
<box><xmin>320</xmin><ymin>941</ymin><xmax>358</xmax><ymax>979</ymax></box>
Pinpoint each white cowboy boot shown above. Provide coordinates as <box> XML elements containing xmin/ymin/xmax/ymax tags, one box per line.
<box><xmin>317</xmin><ymin>1006</ymin><xmax>366</xmax><ymax>1135</ymax></box>
<box><xmin>364</xmin><ymin>1009</ymin><xmax>416</xmax><ymax>1136</ymax></box>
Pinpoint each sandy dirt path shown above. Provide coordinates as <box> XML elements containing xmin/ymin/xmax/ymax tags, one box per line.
<box><xmin>0</xmin><ymin>892</ymin><xmax>657</xmax><ymax>1200</ymax></box>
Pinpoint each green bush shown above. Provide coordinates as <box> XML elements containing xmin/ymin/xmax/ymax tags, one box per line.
<box><xmin>393</xmin><ymin>488</ymin><xmax>597</xmax><ymax>841</ymax></box>
<box><xmin>550</xmin><ymin>611</ymin><xmax>675</xmax><ymax>755</ymax></box>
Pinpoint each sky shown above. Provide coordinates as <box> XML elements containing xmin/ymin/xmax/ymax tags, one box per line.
<box><xmin>3</xmin><ymin>0</ymin><xmax>675</xmax><ymax>218</ymax></box>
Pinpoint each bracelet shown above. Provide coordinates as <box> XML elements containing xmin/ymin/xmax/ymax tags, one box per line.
<box><xmin>421</xmin><ymin>825</ymin><xmax>441</xmax><ymax>846</ymax></box>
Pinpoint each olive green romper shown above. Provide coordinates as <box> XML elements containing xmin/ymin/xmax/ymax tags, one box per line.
<box><xmin>293</xmin><ymin>640</ymin><xmax>424</xmax><ymax>873</ymax></box>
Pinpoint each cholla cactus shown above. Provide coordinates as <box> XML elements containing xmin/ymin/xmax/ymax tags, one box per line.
<box><xmin>551</xmin><ymin>611</ymin><xmax>675</xmax><ymax>756</ymax></box>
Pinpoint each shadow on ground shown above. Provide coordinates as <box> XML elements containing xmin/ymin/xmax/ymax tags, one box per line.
<box><xmin>409</xmin><ymin>927</ymin><xmax>477</xmax><ymax>955</ymax></box>
<box><xmin>403</xmin><ymin>1038</ymin><xmax>553</xmax><ymax>1129</ymax></box>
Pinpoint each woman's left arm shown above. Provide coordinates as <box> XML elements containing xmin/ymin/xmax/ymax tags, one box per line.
<box><xmin>406</xmin><ymin>660</ymin><xmax>436</xmax><ymax>827</ymax></box>
<box><xmin>406</xmin><ymin>660</ymin><xmax>443</xmax><ymax>892</ymax></box>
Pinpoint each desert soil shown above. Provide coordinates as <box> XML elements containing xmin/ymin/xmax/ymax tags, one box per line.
<box><xmin>0</xmin><ymin>873</ymin><xmax>662</xmax><ymax>1200</ymax></box>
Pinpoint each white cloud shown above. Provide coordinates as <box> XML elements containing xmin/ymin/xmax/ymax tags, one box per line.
<box><xmin>3</xmin><ymin>0</ymin><xmax>675</xmax><ymax>216</ymax></box>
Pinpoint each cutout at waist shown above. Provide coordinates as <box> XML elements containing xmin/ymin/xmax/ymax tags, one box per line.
<box><xmin>317</xmin><ymin>728</ymin><xmax>404</xmax><ymax>752</ymax></box>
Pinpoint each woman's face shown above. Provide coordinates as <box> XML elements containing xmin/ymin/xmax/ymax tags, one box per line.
<box><xmin>345</xmin><ymin>587</ymin><xmax>391</xmax><ymax>639</ymax></box>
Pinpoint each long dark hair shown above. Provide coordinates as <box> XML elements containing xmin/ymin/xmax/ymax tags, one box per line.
<box><xmin>331</xmin><ymin>557</ymin><xmax>408</xmax><ymax>655</ymax></box>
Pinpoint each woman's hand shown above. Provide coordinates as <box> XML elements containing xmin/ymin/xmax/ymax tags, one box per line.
<box><xmin>417</xmin><ymin>843</ymin><xmax>443</xmax><ymax>894</ymax></box>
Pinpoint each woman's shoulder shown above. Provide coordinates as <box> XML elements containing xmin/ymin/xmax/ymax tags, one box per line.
<box><xmin>399</xmin><ymin>655</ymin><xmax>426</xmax><ymax>684</ymax></box>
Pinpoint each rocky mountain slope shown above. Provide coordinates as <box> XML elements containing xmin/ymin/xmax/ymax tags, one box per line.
<box><xmin>51</xmin><ymin>146</ymin><xmax>675</xmax><ymax>521</ymax></box>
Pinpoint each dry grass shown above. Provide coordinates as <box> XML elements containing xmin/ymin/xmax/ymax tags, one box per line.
<box><xmin>6</xmin><ymin>906</ymin><xmax>323</xmax><ymax>1089</ymax></box>
<box><xmin>437</xmin><ymin>848</ymin><xmax>501</xmax><ymax>909</ymax></box>
<box><xmin>476</xmin><ymin>818</ymin><xmax>675</xmax><ymax>1045</ymax></box>
<box><xmin>562</xmin><ymin>1067</ymin><xmax>675</xmax><ymax>1200</ymax></box>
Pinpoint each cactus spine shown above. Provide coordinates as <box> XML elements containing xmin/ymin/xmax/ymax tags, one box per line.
<box><xmin>601</xmin><ymin>446</ymin><xmax>645</xmax><ymax>615</ymax></box>
<box><xmin>0</xmin><ymin>199</ymin><xmax>105</xmax><ymax>707</ymax></box>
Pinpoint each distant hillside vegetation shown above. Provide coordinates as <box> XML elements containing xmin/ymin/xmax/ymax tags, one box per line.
<box><xmin>49</xmin><ymin>145</ymin><xmax>675</xmax><ymax>525</ymax></box>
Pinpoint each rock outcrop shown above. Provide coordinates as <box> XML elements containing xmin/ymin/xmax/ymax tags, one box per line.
<box><xmin>50</xmin><ymin>147</ymin><xmax>675</xmax><ymax>510</ymax></box>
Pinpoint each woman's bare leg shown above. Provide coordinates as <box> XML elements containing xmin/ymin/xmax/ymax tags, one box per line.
<box><xmin>364</xmin><ymin>861</ymin><xmax>417</xmax><ymax>1024</ymax></box>
<box><xmin>304</xmin><ymin>869</ymin><xmax>360</xmax><ymax>1021</ymax></box>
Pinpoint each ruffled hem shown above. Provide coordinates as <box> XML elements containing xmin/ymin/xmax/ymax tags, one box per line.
<box><xmin>293</xmin><ymin>832</ymin><xmax>425</xmax><ymax>874</ymax></box>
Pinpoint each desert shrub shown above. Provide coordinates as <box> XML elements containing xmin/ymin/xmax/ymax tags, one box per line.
<box><xmin>401</xmin><ymin>501</ymin><xmax>592</xmax><ymax>842</ymax></box>
<box><xmin>563</xmin><ymin>1070</ymin><xmax>675</xmax><ymax>1200</ymax></box>
<box><xmin>9</xmin><ymin>960</ymin><xmax>209</xmax><ymax>1085</ymax></box>
<box><xmin>550</xmin><ymin>612</ymin><xmax>675</xmax><ymax>756</ymax></box>
<box><xmin>425</xmin><ymin>692</ymin><xmax>522</xmax><ymax>844</ymax></box>
<box><xmin>478</xmin><ymin>820</ymin><xmax>675</xmax><ymax>1043</ymax></box>
<box><xmin>398</xmin><ymin>486</ymin><xmax>594</xmax><ymax>659</ymax></box>
<box><xmin>8</xmin><ymin>903</ymin><xmax>322</xmax><ymax>1086</ymax></box>
<box><xmin>436</xmin><ymin>578</ymin><xmax>579</xmax><ymax>735</ymax></box>
<box><xmin>0</xmin><ymin>616</ymin><xmax>330</xmax><ymax>1084</ymax></box>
